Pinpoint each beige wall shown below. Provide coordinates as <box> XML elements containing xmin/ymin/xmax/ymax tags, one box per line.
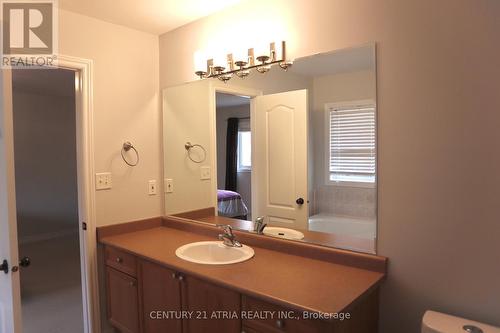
<box><xmin>59</xmin><ymin>10</ymin><xmax>162</xmax><ymax>226</ymax></box>
<box><xmin>158</xmin><ymin>0</ymin><xmax>500</xmax><ymax>332</ymax></box>
<box><xmin>163</xmin><ymin>80</ymin><xmax>215</xmax><ymax>214</ymax></box>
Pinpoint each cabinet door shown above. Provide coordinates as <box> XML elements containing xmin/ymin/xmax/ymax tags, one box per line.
<box><xmin>106</xmin><ymin>267</ymin><xmax>140</xmax><ymax>333</ymax></box>
<box><xmin>181</xmin><ymin>275</ymin><xmax>241</xmax><ymax>333</ymax></box>
<box><xmin>140</xmin><ymin>260</ymin><xmax>182</xmax><ymax>333</ymax></box>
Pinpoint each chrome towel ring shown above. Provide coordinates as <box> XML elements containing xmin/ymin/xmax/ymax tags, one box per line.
<box><xmin>185</xmin><ymin>142</ymin><xmax>206</xmax><ymax>163</ymax></box>
<box><xmin>121</xmin><ymin>141</ymin><xmax>139</xmax><ymax>166</ymax></box>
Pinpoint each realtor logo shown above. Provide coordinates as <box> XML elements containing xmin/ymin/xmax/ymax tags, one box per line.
<box><xmin>1</xmin><ymin>0</ymin><xmax>58</xmax><ymax>68</ymax></box>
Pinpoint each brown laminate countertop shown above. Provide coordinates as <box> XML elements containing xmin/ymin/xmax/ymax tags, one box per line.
<box><xmin>99</xmin><ymin>221</ymin><xmax>385</xmax><ymax>315</ymax></box>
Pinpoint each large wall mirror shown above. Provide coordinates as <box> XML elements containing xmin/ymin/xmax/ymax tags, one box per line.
<box><xmin>163</xmin><ymin>44</ymin><xmax>377</xmax><ymax>254</ymax></box>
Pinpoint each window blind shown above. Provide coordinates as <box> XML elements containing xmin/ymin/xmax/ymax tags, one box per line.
<box><xmin>328</xmin><ymin>105</ymin><xmax>376</xmax><ymax>183</ymax></box>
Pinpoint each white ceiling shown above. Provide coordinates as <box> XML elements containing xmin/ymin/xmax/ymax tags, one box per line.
<box><xmin>59</xmin><ymin>0</ymin><xmax>244</xmax><ymax>35</ymax></box>
<box><xmin>216</xmin><ymin>93</ymin><xmax>250</xmax><ymax>108</ymax></box>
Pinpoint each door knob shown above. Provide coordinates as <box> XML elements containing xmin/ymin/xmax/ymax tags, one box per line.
<box><xmin>296</xmin><ymin>198</ymin><xmax>304</xmax><ymax>205</ymax></box>
<box><xmin>19</xmin><ymin>257</ymin><xmax>31</xmax><ymax>268</ymax></box>
<box><xmin>1</xmin><ymin>260</ymin><xmax>8</xmax><ymax>274</ymax></box>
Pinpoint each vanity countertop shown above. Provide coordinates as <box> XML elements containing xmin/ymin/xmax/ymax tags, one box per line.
<box><xmin>98</xmin><ymin>216</ymin><xmax>386</xmax><ymax>316</ymax></box>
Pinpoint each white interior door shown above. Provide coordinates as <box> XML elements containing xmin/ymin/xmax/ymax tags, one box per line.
<box><xmin>0</xmin><ymin>70</ymin><xmax>22</xmax><ymax>333</ymax></box>
<box><xmin>252</xmin><ymin>89</ymin><xmax>308</xmax><ymax>230</ymax></box>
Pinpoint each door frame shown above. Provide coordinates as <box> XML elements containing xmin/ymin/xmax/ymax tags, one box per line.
<box><xmin>1</xmin><ymin>67</ymin><xmax>22</xmax><ymax>333</ymax></box>
<box><xmin>1</xmin><ymin>56</ymin><xmax>98</xmax><ymax>333</ymax></box>
<box><xmin>56</xmin><ymin>55</ymin><xmax>100</xmax><ymax>333</ymax></box>
<box><xmin>208</xmin><ymin>83</ymin><xmax>262</xmax><ymax>215</ymax></box>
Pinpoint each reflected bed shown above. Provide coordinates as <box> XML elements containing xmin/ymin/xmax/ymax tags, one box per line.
<box><xmin>217</xmin><ymin>190</ymin><xmax>248</xmax><ymax>219</ymax></box>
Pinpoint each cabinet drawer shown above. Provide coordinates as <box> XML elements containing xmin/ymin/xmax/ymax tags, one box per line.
<box><xmin>242</xmin><ymin>296</ymin><xmax>330</xmax><ymax>333</ymax></box>
<box><xmin>105</xmin><ymin>246</ymin><xmax>137</xmax><ymax>277</ymax></box>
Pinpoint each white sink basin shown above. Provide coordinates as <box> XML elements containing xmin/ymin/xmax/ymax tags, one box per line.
<box><xmin>175</xmin><ymin>241</ymin><xmax>254</xmax><ymax>265</ymax></box>
<box><xmin>263</xmin><ymin>227</ymin><xmax>305</xmax><ymax>240</ymax></box>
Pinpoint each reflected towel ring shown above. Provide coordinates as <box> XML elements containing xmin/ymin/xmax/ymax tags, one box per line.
<box><xmin>121</xmin><ymin>141</ymin><xmax>139</xmax><ymax>166</ymax></box>
<box><xmin>185</xmin><ymin>142</ymin><xmax>206</xmax><ymax>163</ymax></box>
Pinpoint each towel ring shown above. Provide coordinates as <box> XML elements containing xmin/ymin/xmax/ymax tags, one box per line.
<box><xmin>121</xmin><ymin>141</ymin><xmax>139</xmax><ymax>166</ymax></box>
<box><xmin>185</xmin><ymin>142</ymin><xmax>206</xmax><ymax>163</ymax></box>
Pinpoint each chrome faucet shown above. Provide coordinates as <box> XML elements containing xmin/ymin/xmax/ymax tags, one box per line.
<box><xmin>217</xmin><ymin>224</ymin><xmax>242</xmax><ymax>247</ymax></box>
<box><xmin>253</xmin><ymin>216</ymin><xmax>267</xmax><ymax>234</ymax></box>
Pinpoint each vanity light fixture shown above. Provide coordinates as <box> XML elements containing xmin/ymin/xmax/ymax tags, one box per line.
<box><xmin>194</xmin><ymin>41</ymin><xmax>293</xmax><ymax>83</ymax></box>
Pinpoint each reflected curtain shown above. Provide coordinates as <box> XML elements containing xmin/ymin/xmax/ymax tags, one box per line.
<box><xmin>225</xmin><ymin>117</ymin><xmax>239</xmax><ymax>191</ymax></box>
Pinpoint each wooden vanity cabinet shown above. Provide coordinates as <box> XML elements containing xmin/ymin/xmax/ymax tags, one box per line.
<box><xmin>105</xmin><ymin>245</ymin><xmax>241</xmax><ymax>333</ymax></box>
<box><xmin>104</xmin><ymin>245</ymin><xmax>379</xmax><ymax>333</ymax></box>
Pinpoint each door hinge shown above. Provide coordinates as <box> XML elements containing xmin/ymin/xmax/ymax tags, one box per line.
<box><xmin>82</xmin><ymin>222</ymin><xmax>87</xmax><ymax>231</ymax></box>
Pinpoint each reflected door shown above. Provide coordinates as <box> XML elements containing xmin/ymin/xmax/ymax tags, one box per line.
<box><xmin>252</xmin><ymin>89</ymin><xmax>308</xmax><ymax>230</ymax></box>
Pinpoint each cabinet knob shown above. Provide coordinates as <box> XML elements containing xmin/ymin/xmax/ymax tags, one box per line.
<box><xmin>172</xmin><ymin>272</ymin><xmax>184</xmax><ymax>281</ymax></box>
<box><xmin>116</xmin><ymin>257</ymin><xmax>123</xmax><ymax>264</ymax></box>
<box><xmin>276</xmin><ymin>319</ymin><xmax>285</xmax><ymax>329</ymax></box>
<box><xmin>129</xmin><ymin>281</ymin><xmax>136</xmax><ymax>287</ymax></box>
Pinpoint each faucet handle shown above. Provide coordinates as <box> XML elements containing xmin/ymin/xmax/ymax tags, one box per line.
<box><xmin>216</xmin><ymin>224</ymin><xmax>233</xmax><ymax>236</ymax></box>
<box><xmin>254</xmin><ymin>216</ymin><xmax>267</xmax><ymax>233</ymax></box>
<box><xmin>257</xmin><ymin>216</ymin><xmax>265</xmax><ymax>222</ymax></box>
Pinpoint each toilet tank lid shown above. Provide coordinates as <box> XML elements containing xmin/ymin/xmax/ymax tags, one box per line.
<box><xmin>423</xmin><ymin>311</ymin><xmax>500</xmax><ymax>333</ymax></box>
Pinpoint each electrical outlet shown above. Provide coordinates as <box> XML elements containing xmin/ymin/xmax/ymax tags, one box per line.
<box><xmin>148</xmin><ymin>180</ymin><xmax>157</xmax><ymax>195</ymax></box>
<box><xmin>200</xmin><ymin>166</ymin><xmax>211</xmax><ymax>180</ymax></box>
<box><xmin>95</xmin><ymin>172</ymin><xmax>112</xmax><ymax>190</ymax></box>
<box><xmin>165</xmin><ymin>179</ymin><xmax>173</xmax><ymax>193</ymax></box>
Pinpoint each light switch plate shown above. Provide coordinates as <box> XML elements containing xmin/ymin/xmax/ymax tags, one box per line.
<box><xmin>165</xmin><ymin>179</ymin><xmax>173</xmax><ymax>193</ymax></box>
<box><xmin>200</xmin><ymin>166</ymin><xmax>211</xmax><ymax>180</ymax></box>
<box><xmin>148</xmin><ymin>180</ymin><xmax>157</xmax><ymax>195</ymax></box>
<box><xmin>95</xmin><ymin>172</ymin><xmax>112</xmax><ymax>190</ymax></box>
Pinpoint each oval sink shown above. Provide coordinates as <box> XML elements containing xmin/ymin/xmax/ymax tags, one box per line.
<box><xmin>175</xmin><ymin>241</ymin><xmax>254</xmax><ymax>265</ymax></box>
<box><xmin>263</xmin><ymin>227</ymin><xmax>305</xmax><ymax>240</ymax></box>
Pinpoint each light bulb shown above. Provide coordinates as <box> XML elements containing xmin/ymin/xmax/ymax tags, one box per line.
<box><xmin>214</xmin><ymin>51</ymin><xmax>228</xmax><ymax>69</ymax></box>
<box><xmin>274</xmin><ymin>41</ymin><xmax>284</xmax><ymax>61</ymax></box>
<box><xmin>194</xmin><ymin>50</ymin><xmax>206</xmax><ymax>73</ymax></box>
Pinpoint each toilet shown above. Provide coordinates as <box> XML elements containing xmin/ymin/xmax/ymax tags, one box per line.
<box><xmin>422</xmin><ymin>311</ymin><xmax>500</xmax><ymax>333</ymax></box>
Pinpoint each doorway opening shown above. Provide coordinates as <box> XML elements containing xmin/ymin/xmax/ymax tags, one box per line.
<box><xmin>215</xmin><ymin>92</ymin><xmax>252</xmax><ymax>221</ymax></box>
<box><xmin>12</xmin><ymin>68</ymin><xmax>85</xmax><ymax>333</ymax></box>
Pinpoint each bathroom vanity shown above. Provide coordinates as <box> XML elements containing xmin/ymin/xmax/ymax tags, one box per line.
<box><xmin>98</xmin><ymin>216</ymin><xmax>387</xmax><ymax>333</ymax></box>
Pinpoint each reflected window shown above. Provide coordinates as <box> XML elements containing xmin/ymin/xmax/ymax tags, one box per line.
<box><xmin>237</xmin><ymin>131</ymin><xmax>251</xmax><ymax>171</ymax></box>
<box><xmin>327</xmin><ymin>101</ymin><xmax>376</xmax><ymax>185</ymax></box>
